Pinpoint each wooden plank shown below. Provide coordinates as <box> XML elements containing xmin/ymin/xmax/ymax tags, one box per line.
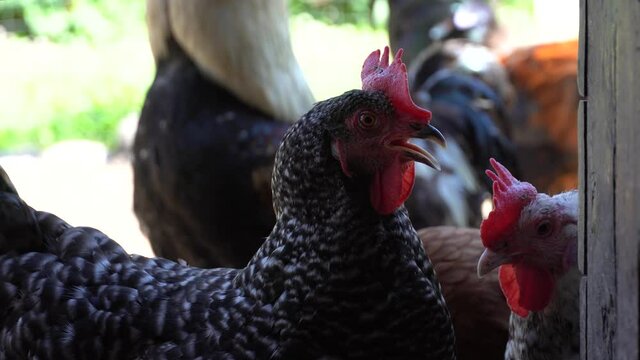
<box><xmin>577</xmin><ymin>0</ymin><xmax>587</xmax><ymax>97</ymax></box>
<box><xmin>580</xmin><ymin>277</ymin><xmax>588</xmax><ymax>360</ymax></box>
<box><xmin>578</xmin><ymin>99</ymin><xmax>587</xmax><ymax>276</ymax></box>
<box><xmin>577</xmin><ymin>1</ymin><xmax>587</xmax><ymax>356</ymax></box>
<box><xmin>583</xmin><ymin>1</ymin><xmax>640</xmax><ymax>358</ymax></box>
<box><xmin>584</xmin><ymin>0</ymin><xmax>617</xmax><ymax>358</ymax></box>
<box><xmin>613</xmin><ymin>3</ymin><xmax>640</xmax><ymax>358</ymax></box>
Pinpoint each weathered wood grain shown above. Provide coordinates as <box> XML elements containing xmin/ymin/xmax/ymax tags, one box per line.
<box><xmin>580</xmin><ymin>277</ymin><xmax>588</xmax><ymax>360</ymax></box>
<box><xmin>584</xmin><ymin>1</ymin><xmax>616</xmax><ymax>359</ymax></box>
<box><xmin>578</xmin><ymin>3</ymin><xmax>587</xmax><ymax>358</ymax></box>
<box><xmin>578</xmin><ymin>99</ymin><xmax>586</xmax><ymax>276</ymax></box>
<box><xmin>582</xmin><ymin>1</ymin><xmax>640</xmax><ymax>359</ymax></box>
<box><xmin>613</xmin><ymin>4</ymin><xmax>640</xmax><ymax>359</ymax></box>
<box><xmin>578</xmin><ymin>0</ymin><xmax>586</xmax><ymax>98</ymax></box>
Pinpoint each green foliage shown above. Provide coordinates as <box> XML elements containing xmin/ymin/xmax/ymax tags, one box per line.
<box><xmin>0</xmin><ymin>103</ymin><xmax>131</xmax><ymax>152</ymax></box>
<box><xmin>0</xmin><ymin>13</ymin><xmax>388</xmax><ymax>152</ymax></box>
<box><xmin>287</xmin><ymin>0</ymin><xmax>534</xmax><ymax>27</ymax></box>
<box><xmin>0</xmin><ymin>36</ymin><xmax>153</xmax><ymax>152</ymax></box>
<box><xmin>0</xmin><ymin>0</ymin><xmax>391</xmax><ymax>154</ymax></box>
<box><xmin>0</xmin><ymin>0</ymin><xmax>538</xmax><ymax>153</ymax></box>
<box><xmin>0</xmin><ymin>0</ymin><xmax>29</xmax><ymax>34</ymax></box>
<box><xmin>8</xmin><ymin>87</ymin><xmax>140</xmax><ymax>151</ymax></box>
<box><xmin>499</xmin><ymin>0</ymin><xmax>534</xmax><ymax>13</ymax></box>
<box><xmin>0</xmin><ymin>1</ymin><xmax>151</xmax><ymax>152</ymax></box>
<box><xmin>289</xmin><ymin>0</ymin><xmax>377</xmax><ymax>27</ymax></box>
<box><xmin>0</xmin><ymin>0</ymin><xmax>146</xmax><ymax>42</ymax></box>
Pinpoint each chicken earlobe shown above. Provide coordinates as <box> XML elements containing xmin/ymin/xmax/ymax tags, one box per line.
<box><xmin>331</xmin><ymin>139</ymin><xmax>352</xmax><ymax>178</ymax></box>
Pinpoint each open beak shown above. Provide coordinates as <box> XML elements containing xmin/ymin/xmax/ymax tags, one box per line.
<box><xmin>477</xmin><ymin>248</ymin><xmax>512</xmax><ymax>277</ymax></box>
<box><xmin>387</xmin><ymin>124</ymin><xmax>447</xmax><ymax>171</ymax></box>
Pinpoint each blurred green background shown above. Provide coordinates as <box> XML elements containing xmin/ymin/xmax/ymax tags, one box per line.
<box><xmin>0</xmin><ymin>0</ymin><xmax>540</xmax><ymax>153</ymax></box>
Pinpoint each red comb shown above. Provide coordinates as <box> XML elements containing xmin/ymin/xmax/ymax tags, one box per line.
<box><xmin>480</xmin><ymin>158</ymin><xmax>537</xmax><ymax>248</ymax></box>
<box><xmin>361</xmin><ymin>47</ymin><xmax>432</xmax><ymax>123</ymax></box>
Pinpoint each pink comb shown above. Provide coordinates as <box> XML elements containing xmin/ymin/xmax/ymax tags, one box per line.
<box><xmin>480</xmin><ymin>158</ymin><xmax>537</xmax><ymax>248</ymax></box>
<box><xmin>361</xmin><ymin>47</ymin><xmax>432</xmax><ymax>123</ymax></box>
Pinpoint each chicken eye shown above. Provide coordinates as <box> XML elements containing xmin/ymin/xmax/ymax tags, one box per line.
<box><xmin>358</xmin><ymin>112</ymin><xmax>377</xmax><ymax>129</ymax></box>
<box><xmin>536</xmin><ymin>220</ymin><xmax>552</xmax><ymax>237</ymax></box>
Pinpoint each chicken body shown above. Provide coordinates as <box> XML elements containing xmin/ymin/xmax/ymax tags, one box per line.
<box><xmin>134</xmin><ymin>49</ymin><xmax>287</xmax><ymax>268</ymax></box>
<box><xmin>388</xmin><ymin>0</ymin><xmax>496</xmax><ymax>64</ymax></box>
<box><xmin>419</xmin><ymin>226</ymin><xmax>509</xmax><ymax>360</ymax></box>
<box><xmin>0</xmin><ymin>208</ymin><xmax>251</xmax><ymax>358</ymax></box>
<box><xmin>502</xmin><ymin>191</ymin><xmax>580</xmax><ymax>360</ymax></box>
<box><xmin>0</xmin><ymin>88</ymin><xmax>455</xmax><ymax>358</ymax></box>
<box><xmin>478</xmin><ymin>160</ymin><xmax>579</xmax><ymax>360</ymax></box>
<box><xmin>505</xmin><ymin>266</ymin><xmax>580</xmax><ymax>360</ymax></box>
<box><xmin>133</xmin><ymin>0</ymin><xmax>314</xmax><ymax>267</ymax></box>
<box><xmin>504</xmin><ymin>40</ymin><xmax>579</xmax><ymax>194</ymax></box>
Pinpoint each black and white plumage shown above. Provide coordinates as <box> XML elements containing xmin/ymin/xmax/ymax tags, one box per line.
<box><xmin>504</xmin><ymin>266</ymin><xmax>580</xmax><ymax>360</ymax></box>
<box><xmin>0</xmin><ymin>79</ymin><xmax>455</xmax><ymax>358</ymax></box>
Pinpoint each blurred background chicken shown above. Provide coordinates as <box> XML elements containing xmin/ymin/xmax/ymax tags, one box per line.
<box><xmin>391</xmin><ymin>1</ymin><xmax>520</xmax><ymax>230</ymax></box>
<box><xmin>503</xmin><ymin>39</ymin><xmax>579</xmax><ymax>194</ymax></box>
<box><xmin>133</xmin><ymin>0</ymin><xmax>314</xmax><ymax>267</ymax></box>
<box><xmin>388</xmin><ymin>0</ymin><xmax>579</xmax><ymax>212</ymax></box>
<box><xmin>387</xmin><ymin>0</ymin><xmax>497</xmax><ymax>64</ymax></box>
<box><xmin>420</xmin><ymin>226</ymin><xmax>510</xmax><ymax>360</ymax></box>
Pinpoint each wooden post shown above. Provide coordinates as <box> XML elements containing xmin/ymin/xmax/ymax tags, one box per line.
<box><xmin>580</xmin><ymin>1</ymin><xmax>640</xmax><ymax>359</ymax></box>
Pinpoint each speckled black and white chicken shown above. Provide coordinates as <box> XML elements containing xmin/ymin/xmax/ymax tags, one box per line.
<box><xmin>0</xmin><ymin>48</ymin><xmax>455</xmax><ymax>359</ymax></box>
<box><xmin>133</xmin><ymin>0</ymin><xmax>314</xmax><ymax>268</ymax></box>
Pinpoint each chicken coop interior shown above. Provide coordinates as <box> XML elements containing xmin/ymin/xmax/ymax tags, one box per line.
<box><xmin>0</xmin><ymin>0</ymin><xmax>637</xmax><ymax>359</ymax></box>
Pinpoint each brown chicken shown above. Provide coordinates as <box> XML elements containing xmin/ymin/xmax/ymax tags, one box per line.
<box><xmin>503</xmin><ymin>40</ymin><xmax>579</xmax><ymax>194</ymax></box>
<box><xmin>419</xmin><ymin>226</ymin><xmax>510</xmax><ymax>360</ymax></box>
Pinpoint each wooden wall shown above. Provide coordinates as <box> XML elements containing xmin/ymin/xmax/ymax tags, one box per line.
<box><xmin>579</xmin><ymin>1</ymin><xmax>640</xmax><ymax>359</ymax></box>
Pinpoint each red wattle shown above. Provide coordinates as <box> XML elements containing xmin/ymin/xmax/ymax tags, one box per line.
<box><xmin>370</xmin><ymin>160</ymin><xmax>415</xmax><ymax>215</ymax></box>
<box><xmin>499</xmin><ymin>263</ymin><xmax>555</xmax><ymax>318</ymax></box>
<box><xmin>515</xmin><ymin>263</ymin><xmax>555</xmax><ymax>312</ymax></box>
<box><xmin>498</xmin><ymin>264</ymin><xmax>528</xmax><ymax>317</ymax></box>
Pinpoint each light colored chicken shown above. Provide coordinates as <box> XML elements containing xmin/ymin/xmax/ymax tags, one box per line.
<box><xmin>478</xmin><ymin>158</ymin><xmax>579</xmax><ymax>360</ymax></box>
